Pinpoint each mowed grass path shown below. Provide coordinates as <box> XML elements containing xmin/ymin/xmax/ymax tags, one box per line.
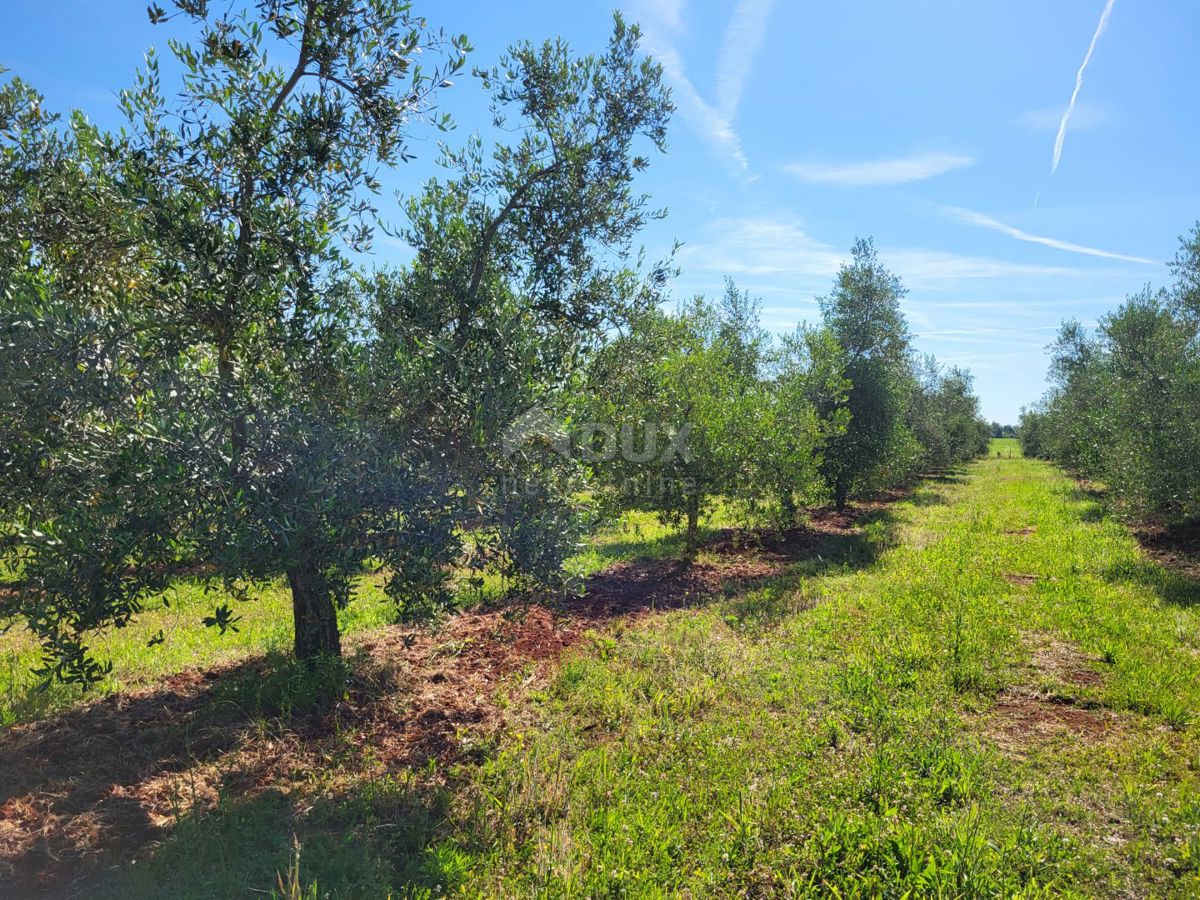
<box><xmin>21</xmin><ymin>440</ymin><xmax>1200</xmax><ymax>897</ymax></box>
<box><xmin>432</xmin><ymin>440</ymin><xmax>1200</xmax><ymax>897</ymax></box>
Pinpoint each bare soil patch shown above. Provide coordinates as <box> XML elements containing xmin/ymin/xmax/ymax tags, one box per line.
<box><xmin>1134</xmin><ymin>521</ymin><xmax>1200</xmax><ymax>581</ymax></box>
<box><xmin>983</xmin><ymin>633</ymin><xmax>1115</xmax><ymax>752</ymax></box>
<box><xmin>1003</xmin><ymin>573</ymin><xmax>1040</xmax><ymax>586</ymax></box>
<box><xmin>986</xmin><ymin>695</ymin><xmax>1117</xmax><ymax>749</ymax></box>
<box><xmin>0</xmin><ymin>504</ymin><xmax>875</xmax><ymax>896</ymax></box>
<box><xmin>1026</xmin><ymin>633</ymin><xmax>1105</xmax><ymax>687</ymax></box>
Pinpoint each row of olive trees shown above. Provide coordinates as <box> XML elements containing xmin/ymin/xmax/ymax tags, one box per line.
<box><xmin>1020</xmin><ymin>225</ymin><xmax>1200</xmax><ymax>524</ymax></box>
<box><xmin>0</xmin><ymin>2</ymin><xmax>670</xmax><ymax>684</ymax></box>
<box><xmin>583</xmin><ymin>241</ymin><xmax>992</xmax><ymax>551</ymax></box>
<box><xmin>0</xmin><ymin>1</ymin><xmax>989</xmax><ymax>688</ymax></box>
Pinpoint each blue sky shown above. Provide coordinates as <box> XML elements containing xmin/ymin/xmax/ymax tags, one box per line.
<box><xmin>3</xmin><ymin>1</ymin><xmax>1197</xmax><ymax>422</ymax></box>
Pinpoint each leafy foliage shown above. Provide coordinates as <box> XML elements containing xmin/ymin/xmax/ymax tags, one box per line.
<box><xmin>817</xmin><ymin>238</ymin><xmax>919</xmax><ymax>507</ymax></box>
<box><xmin>0</xmin><ymin>5</ymin><xmax>990</xmax><ymax>692</ymax></box>
<box><xmin>1022</xmin><ymin>224</ymin><xmax>1200</xmax><ymax>524</ymax></box>
<box><xmin>0</xmin><ymin>5</ymin><xmax>671</xmax><ymax>683</ymax></box>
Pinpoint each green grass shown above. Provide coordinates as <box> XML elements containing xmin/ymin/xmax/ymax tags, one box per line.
<box><xmin>14</xmin><ymin>447</ymin><xmax>1200</xmax><ymax>897</ymax></box>
<box><xmin>0</xmin><ymin>574</ymin><xmax>397</xmax><ymax>726</ymax></box>
<box><xmin>429</xmin><ymin>444</ymin><xmax>1199</xmax><ymax>897</ymax></box>
<box><xmin>0</xmin><ymin>503</ymin><xmax>743</xmax><ymax>726</ymax></box>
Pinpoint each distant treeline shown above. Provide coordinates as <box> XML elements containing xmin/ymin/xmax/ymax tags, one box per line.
<box><xmin>1020</xmin><ymin>225</ymin><xmax>1200</xmax><ymax>524</ymax></box>
<box><xmin>989</xmin><ymin>423</ymin><xmax>1018</xmax><ymax>439</ymax></box>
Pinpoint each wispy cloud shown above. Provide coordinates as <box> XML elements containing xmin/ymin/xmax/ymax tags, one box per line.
<box><xmin>677</xmin><ymin>215</ymin><xmax>1092</xmax><ymax>292</ymax></box>
<box><xmin>631</xmin><ymin>0</ymin><xmax>774</xmax><ymax>173</ymax></box>
<box><xmin>716</xmin><ymin>0</ymin><xmax>774</xmax><ymax>118</ymax></box>
<box><xmin>882</xmin><ymin>249</ymin><xmax>1082</xmax><ymax>286</ymax></box>
<box><xmin>1017</xmin><ymin>102</ymin><xmax>1111</xmax><ymax>133</ymax></box>
<box><xmin>783</xmin><ymin>153</ymin><xmax>975</xmax><ymax>186</ymax></box>
<box><xmin>1052</xmin><ymin>0</ymin><xmax>1116</xmax><ymax>175</ymax></box>
<box><xmin>941</xmin><ymin>205</ymin><xmax>1157</xmax><ymax>265</ymax></box>
<box><xmin>676</xmin><ymin>215</ymin><xmax>843</xmax><ymax>279</ymax></box>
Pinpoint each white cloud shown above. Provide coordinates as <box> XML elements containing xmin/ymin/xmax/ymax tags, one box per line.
<box><xmin>882</xmin><ymin>249</ymin><xmax>1082</xmax><ymax>286</ymax></box>
<box><xmin>783</xmin><ymin>153</ymin><xmax>975</xmax><ymax>186</ymax></box>
<box><xmin>941</xmin><ymin>205</ymin><xmax>1158</xmax><ymax>265</ymax></box>
<box><xmin>1016</xmin><ymin>102</ymin><xmax>1111</xmax><ymax>132</ymax></box>
<box><xmin>676</xmin><ymin>216</ymin><xmax>843</xmax><ymax>278</ymax></box>
<box><xmin>630</xmin><ymin>0</ymin><xmax>774</xmax><ymax>173</ymax></box>
<box><xmin>716</xmin><ymin>0</ymin><xmax>774</xmax><ymax>118</ymax></box>
<box><xmin>1052</xmin><ymin>0</ymin><xmax>1117</xmax><ymax>175</ymax></box>
<box><xmin>677</xmin><ymin>215</ymin><xmax>1093</xmax><ymax>291</ymax></box>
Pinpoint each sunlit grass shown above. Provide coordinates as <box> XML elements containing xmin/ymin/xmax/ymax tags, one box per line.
<box><xmin>13</xmin><ymin>451</ymin><xmax>1200</xmax><ymax>896</ymax></box>
<box><xmin>0</xmin><ymin>502</ymin><xmax>744</xmax><ymax>725</ymax></box>
<box><xmin>431</xmin><ymin>450</ymin><xmax>1200</xmax><ymax>897</ymax></box>
<box><xmin>0</xmin><ymin>574</ymin><xmax>396</xmax><ymax>725</ymax></box>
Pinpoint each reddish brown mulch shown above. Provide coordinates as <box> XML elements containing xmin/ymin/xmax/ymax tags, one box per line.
<box><xmin>0</xmin><ymin>505</ymin><xmax>877</xmax><ymax>897</ymax></box>
<box><xmin>1135</xmin><ymin>521</ymin><xmax>1200</xmax><ymax>580</ymax></box>
<box><xmin>982</xmin><ymin>633</ymin><xmax>1115</xmax><ymax>752</ymax></box>
<box><xmin>987</xmin><ymin>694</ymin><xmax>1117</xmax><ymax>748</ymax></box>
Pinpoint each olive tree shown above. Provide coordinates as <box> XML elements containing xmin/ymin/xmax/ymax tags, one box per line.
<box><xmin>1027</xmin><ymin>225</ymin><xmax>1200</xmax><ymax>523</ymax></box>
<box><xmin>587</xmin><ymin>284</ymin><xmax>764</xmax><ymax>552</ymax></box>
<box><xmin>755</xmin><ymin>324</ymin><xmax>848</xmax><ymax>524</ymax></box>
<box><xmin>817</xmin><ymin>238</ymin><xmax>920</xmax><ymax>508</ymax></box>
<box><xmin>0</xmin><ymin>4</ymin><xmax>671</xmax><ymax>683</ymax></box>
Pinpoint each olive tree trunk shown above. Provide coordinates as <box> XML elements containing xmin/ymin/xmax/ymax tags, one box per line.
<box><xmin>685</xmin><ymin>496</ymin><xmax>701</xmax><ymax>556</ymax></box>
<box><xmin>287</xmin><ymin>559</ymin><xmax>342</xmax><ymax>661</ymax></box>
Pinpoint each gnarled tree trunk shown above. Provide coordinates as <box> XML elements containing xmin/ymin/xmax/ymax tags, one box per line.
<box><xmin>685</xmin><ymin>495</ymin><xmax>701</xmax><ymax>556</ymax></box>
<box><xmin>287</xmin><ymin>558</ymin><xmax>341</xmax><ymax>660</ymax></box>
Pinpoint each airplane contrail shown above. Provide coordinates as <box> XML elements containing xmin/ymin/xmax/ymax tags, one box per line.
<box><xmin>1052</xmin><ymin>0</ymin><xmax>1116</xmax><ymax>175</ymax></box>
<box><xmin>942</xmin><ymin>205</ymin><xmax>1157</xmax><ymax>265</ymax></box>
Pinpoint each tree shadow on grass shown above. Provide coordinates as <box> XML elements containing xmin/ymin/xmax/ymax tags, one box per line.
<box><xmin>90</xmin><ymin>780</ymin><xmax>462</xmax><ymax>900</ymax></box>
<box><xmin>0</xmin><ymin>656</ymin><xmax>278</xmax><ymax>896</ymax></box>
<box><xmin>720</xmin><ymin>505</ymin><xmax>902</xmax><ymax>632</ymax></box>
<box><xmin>909</xmin><ymin>489</ymin><xmax>951</xmax><ymax>508</ymax></box>
<box><xmin>1065</xmin><ymin>480</ymin><xmax>1109</xmax><ymax>523</ymax></box>
<box><xmin>921</xmin><ymin>471</ymin><xmax>968</xmax><ymax>485</ymax></box>
<box><xmin>1101</xmin><ymin>519</ymin><xmax>1200</xmax><ymax>609</ymax></box>
<box><xmin>1066</xmin><ymin>482</ymin><xmax>1200</xmax><ymax>608</ymax></box>
<box><xmin>94</xmin><ymin>503</ymin><xmax>908</xmax><ymax>898</ymax></box>
<box><xmin>1101</xmin><ymin>556</ymin><xmax>1200</xmax><ymax>608</ymax></box>
<box><xmin>582</xmin><ymin>522</ymin><xmax>721</xmax><ymax>571</ymax></box>
<box><xmin>0</xmin><ymin>646</ymin><xmax>472</xmax><ymax>899</ymax></box>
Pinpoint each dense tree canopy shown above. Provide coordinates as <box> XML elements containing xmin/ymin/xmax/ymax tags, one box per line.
<box><xmin>0</xmin><ymin>3</ymin><xmax>671</xmax><ymax>682</ymax></box>
<box><xmin>817</xmin><ymin>238</ymin><xmax>920</xmax><ymax>508</ymax></box>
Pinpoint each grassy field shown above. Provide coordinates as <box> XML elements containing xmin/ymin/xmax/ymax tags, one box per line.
<box><xmin>5</xmin><ymin>440</ymin><xmax>1200</xmax><ymax>897</ymax></box>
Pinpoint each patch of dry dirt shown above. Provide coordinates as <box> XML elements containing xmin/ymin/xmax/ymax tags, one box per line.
<box><xmin>982</xmin><ymin>633</ymin><xmax>1116</xmax><ymax>753</ymax></box>
<box><xmin>986</xmin><ymin>695</ymin><xmax>1118</xmax><ymax>750</ymax></box>
<box><xmin>1026</xmin><ymin>633</ymin><xmax>1105</xmax><ymax>687</ymax></box>
<box><xmin>1135</xmin><ymin>521</ymin><xmax>1200</xmax><ymax>580</ymax></box>
<box><xmin>1003</xmin><ymin>573</ymin><xmax>1040</xmax><ymax>586</ymax></box>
